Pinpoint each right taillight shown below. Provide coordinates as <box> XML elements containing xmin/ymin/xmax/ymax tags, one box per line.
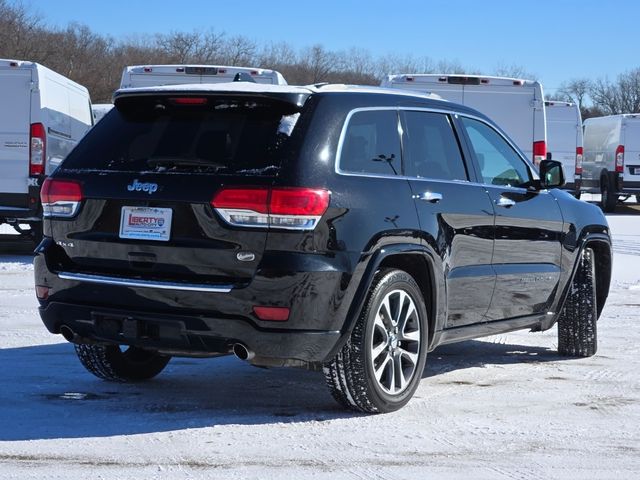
<box><xmin>575</xmin><ymin>147</ymin><xmax>583</xmax><ymax>175</ymax></box>
<box><xmin>29</xmin><ymin>123</ymin><xmax>46</xmax><ymax>176</ymax></box>
<box><xmin>41</xmin><ymin>178</ymin><xmax>83</xmax><ymax>218</ymax></box>
<box><xmin>615</xmin><ymin>145</ymin><xmax>625</xmax><ymax>173</ymax></box>
<box><xmin>211</xmin><ymin>186</ymin><xmax>330</xmax><ymax>230</ymax></box>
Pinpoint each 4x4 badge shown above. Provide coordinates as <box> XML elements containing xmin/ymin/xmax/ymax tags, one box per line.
<box><xmin>127</xmin><ymin>179</ymin><xmax>158</xmax><ymax>194</ymax></box>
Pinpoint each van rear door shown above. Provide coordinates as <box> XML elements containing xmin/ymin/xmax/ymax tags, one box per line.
<box><xmin>622</xmin><ymin>117</ymin><xmax>640</xmax><ymax>182</ymax></box>
<box><xmin>462</xmin><ymin>81</ymin><xmax>537</xmax><ymax>161</ymax></box>
<box><xmin>0</xmin><ymin>66</ymin><xmax>32</xmax><ymax>200</ymax></box>
<box><xmin>546</xmin><ymin>103</ymin><xmax>580</xmax><ymax>185</ymax></box>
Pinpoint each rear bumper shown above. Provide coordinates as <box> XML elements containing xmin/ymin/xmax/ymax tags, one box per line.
<box><xmin>618</xmin><ymin>180</ymin><xmax>640</xmax><ymax>194</ymax></box>
<box><xmin>34</xmin><ymin>239</ymin><xmax>355</xmax><ymax>364</ymax></box>
<box><xmin>0</xmin><ymin>186</ymin><xmax>41</xmax><ymax>222</ymax></box>
<box><xmin>39</xmin><ymin>301</ymin><xmax>341</xmax><ymax>365</ymax></box>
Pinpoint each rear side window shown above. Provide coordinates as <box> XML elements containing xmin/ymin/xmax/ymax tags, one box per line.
<box><xmin>340</xmin><ymin>110</ymin><xmax>402</xmax><ymax>176</ymax></box>
<box><xmin>402</xmin><ymin>111</ymin><xmax>468</xmax><ymax>181</ymax></box>
<box><xmin>460</xmin><ymin>117</ymin><xmax>532</xmax><ymax>187</ymax></box>
<box><xmin>60</xmin><ymin>97</ymin><xmax>300</xmax><ymax>175</ymax></box>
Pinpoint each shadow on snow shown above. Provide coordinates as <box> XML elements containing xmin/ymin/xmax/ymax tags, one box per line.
<box><xmin>0</xmin><ymin>337</ymin><xmax>564</xmax><ymax>441</ymax></box>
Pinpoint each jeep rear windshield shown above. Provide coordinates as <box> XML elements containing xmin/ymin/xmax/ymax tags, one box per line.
<box><xmin>60</xmin><ymin>95</ymin><xmax>303</xmax><ymax>175</ymax></box>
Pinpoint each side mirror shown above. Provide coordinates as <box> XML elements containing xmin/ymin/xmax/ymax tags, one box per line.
<box><xmin>539</xmin><ymin>159</ymin><xmax>565</xmax><ymax>189</ymax></box>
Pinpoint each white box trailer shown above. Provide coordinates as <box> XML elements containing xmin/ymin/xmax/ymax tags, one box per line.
<box><xmin>545</xmin><ymin>100</ymin><xmax>583</xmax><ymax>196</ymax></box>
<box><xmin>381</xmin><ymin>74</ymin><xmax>547</xmax><ymax>164</ymax></box>
<box><xmin>582</xmin><ymin>114</ymin><xmax>640</xmax><ymax>212</ymax></box>
<box><xmin>0</xmin><ymin>59</ymin><xmax>93</xmax><ymax>237</ymax></box>
<box><xmin>120</xmin><ymin>64</ymin><xmax>288</xmax><ymax>89</ymax></box>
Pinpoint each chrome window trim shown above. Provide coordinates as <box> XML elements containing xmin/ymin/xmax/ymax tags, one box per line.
<box><xmin>57</xmin><ymin>272</ymin><xmax>233</xmax><ymax>293</ymax></box>
<box><xmin>334</xmin><ymin>106</ymin><xmax>539</xmax><ymax>185</ymax></box>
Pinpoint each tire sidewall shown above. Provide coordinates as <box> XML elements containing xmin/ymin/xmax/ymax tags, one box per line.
<box><xmin>361</xmin><ymin>271</ymin><xmax>428</xmax><ymax>411</ymax></box>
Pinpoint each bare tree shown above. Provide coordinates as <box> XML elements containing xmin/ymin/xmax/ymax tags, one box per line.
<box><xmin>0</xmin><ymin>0</ymin><xmax>48</xmax><ymax>60</ymax></box>
<box><xmin>558</xmin><ymin>78</ymin><xmax>591</xmax><ymax>112</ymax></box>
<box><xmin>155</xmin><ymin>29</ymin><xmax>225</xmax><ymax>64</ymax></box>
<box><xmin>493</xmin><ymin>62</ymin><xmax>537</xmax><ymax>80</ymax></box>
<box><xmin>220</xmin><ymin>35</ymin><xmax>257</xmax><ymax>66</ymax></box>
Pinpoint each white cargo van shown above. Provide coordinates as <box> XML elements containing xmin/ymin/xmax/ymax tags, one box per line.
<box><xmin>0</xmin><ymin>59</ymin><xmax>93</xmax><ymax>238</ymax></box>
<box><xmin>545</xmin><ymin>101</ymin><xmax>583</xmax><ymax>196</ymax></box>
<box><xmin>382</xmin><ymin>74</ymin><xmax>547</xmax><ymax>164</ymax></box>
<box><xmin>120</xmin><ymin>64</ymin><xmax>288</xmax><ymax>89</ymax></box>
<box><xmin>91</xmin><ymin>103</ymin><xmax>113</xmax><ymax>124</ymax></box>
<box><xmin>582</xmin><ymin>114</ymin><xmax>640</xmax><ymax>212</ymax></box>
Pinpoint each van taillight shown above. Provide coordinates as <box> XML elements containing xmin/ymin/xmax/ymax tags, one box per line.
<box><xmin>533</xmin><ymin>141</ymin><xmax>546</xmax><ymax>165</ymax></box>
<box><xmin>211</xmin><ymin>187</ymin><xmax>330</xmax><ymax>230</ymax></box>
<box><xmin>41</xmin><ymin>178</ymin><xmax>83</xmax><ymax>218</ymax></box>
<box><xmin>615</xmin><ymin>145</ymin><xmax>625</xmax><ymax>173</ymax></box>
<box><xmin>29</xmin><ymin>123</ymin><xmax>46</xmax><ymax>176</ymax></box>
<box><xmin>575</xmin><ymin>147</ymin><xmax>583</xmax><ymax>175</ymax></box>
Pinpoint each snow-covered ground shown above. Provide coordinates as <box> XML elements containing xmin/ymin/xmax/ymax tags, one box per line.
<box><xmin>1</xmin><ymin>211</ymin><xmax>639</xmax><ymax>479</ymax></box>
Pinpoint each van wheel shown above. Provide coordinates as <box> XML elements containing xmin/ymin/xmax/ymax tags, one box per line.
<box><xmin>600</xmin><ymin>176</ymin><xmax>617</xmax><ymax>212</ymax></box>
<box><xmin>323</xmin><ymin>269</ymin><xmax>428</xmax><ymax>413</ymax></box>
<box><xmin>75</xmin><ymin>344</ymin><xmax>171</xmax><ymax>382</ymax></box>
<box><xmin>636</xmin><ymin>195</ymin><xmax>640</xmax><ymax>204</ymax></box>
<box><xmin>573</xmin><ymin>191</ymin><xmax>581</xmax><ymax>200</ymax></box>
<box><xmin>29</xmin><ymin>222</ymin><xmax>43</xmax><ymax>244</ymax></box>
<box><xmin>557</xmin><ymin>248</ymin><xmax>597</xmax><ymax>357</ymax></box>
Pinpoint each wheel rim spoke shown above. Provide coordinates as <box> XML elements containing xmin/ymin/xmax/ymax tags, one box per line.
<box><xmin>394</xmin><ymin>353</ymin><xmax>408</xmax><ymax>391</ymax></box>
<box><xmin>375</xmin><ymin>353</ymin><xmax>393</xmax><ymax>383</ymax></box>
<box><xmin>380</xmin><ymin>296</ymin><xmax>394</xmax><ymax>329</ymax></box>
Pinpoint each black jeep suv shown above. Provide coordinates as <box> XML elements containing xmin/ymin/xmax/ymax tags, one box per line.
<box><xmin>34</xmin><ymin>83</ymin><xmax>612</xmax><ymax>413</ymax></box>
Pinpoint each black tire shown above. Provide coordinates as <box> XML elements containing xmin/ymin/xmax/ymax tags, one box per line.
<box><xmin>573</xmin><ymin>191</ymin><xmax>581</xmax><ymax>200</ymax></box>
<box><xmin>75</xmin><ymin>344</ymin><xmax>171</xmax><ymax>382</ymax></box>
<box><xmin>636</xmin><ymin>194</ymin><xmax>640</xmax><ymax>204</ymax></box>
<box><xmin>600</xmin><ymin>176</ymin><xmax>617</xmax><ymax>213</ymax></box>
<box><xmin>557</xmin><ymin>248</ymin><xmax>597</xmax><ymax>357</ymax></box>
<box><xmin>323</xmin><ymin>269</ymin><xmax>428</xmax><ymax>413</ymax></box>
<box><xmin>29</xmin><ymin>222</ymin><xmax>43</xmax><ymax>245</ymax></box>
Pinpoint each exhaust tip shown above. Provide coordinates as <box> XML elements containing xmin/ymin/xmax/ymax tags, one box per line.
<box><xmin>233</xmin><ymin>343</ymin><xmax>254</xmax><ymax>361</ymax></box>
<box><xmin>60</xmin><ymin>325</ymin><xmax>76</xmax><ymax>343</ymax></box>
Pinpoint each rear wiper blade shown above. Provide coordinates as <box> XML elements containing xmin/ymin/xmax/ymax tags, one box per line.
<box><xmin>146</xmin><ymin>157</ymin><xmax>227</xmax><ymax>169</ymax></box>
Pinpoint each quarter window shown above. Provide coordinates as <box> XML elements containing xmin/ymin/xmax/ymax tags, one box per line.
<box><xmin>340</xmin><ymin>110</ymin><xmax>402</xmax><ymax>176</ymax></box>
<box><xmin>460</xmin><ymin>117</ymin><xmax>532</xmax><ymax>187</ymax></box>
<box><xmin>402</xmin><ymin>111</ymin><xmax>468</xmax><ymax>181</ymax></box>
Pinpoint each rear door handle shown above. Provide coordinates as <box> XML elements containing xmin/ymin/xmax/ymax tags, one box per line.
<box><xmin>416</xmin><ymin>191</ymin><xmax>443</xmax><ymax>203</ymax></box>
<box><xmin>496</xmin><ymin>196</ymin><xmax>516</xmax><ymax>208</ymax></box>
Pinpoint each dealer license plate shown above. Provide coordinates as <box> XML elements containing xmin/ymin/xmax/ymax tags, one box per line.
<box><xmin>119</xmin><ymin>206</ymin><xmax>172</xmax><ymax>242</ymax></box>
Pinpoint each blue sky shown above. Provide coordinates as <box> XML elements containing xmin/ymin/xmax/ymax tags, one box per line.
<box><xmin>25</xmin><ymin>0</ymin><xmax>639</xmax><ymax>93</ymax></box>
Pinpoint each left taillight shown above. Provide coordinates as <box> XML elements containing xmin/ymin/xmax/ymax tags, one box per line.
<box><xmin>211</xmin><ymin>186</ymin><xmax>330</xmax><ymax>230</ymax></box>
<box><xmin>575</xmin><ymin>147</ymin><xmax>584</xmax><ymax>175</ymax></box>
<box><xmin>29</xmin><ymin>123</ymin><xmax>46</xmax><ymax>176</ymax></box>
<box><xmin>533</xmin><ymin>141</ymin><xmax>546</xmax><ymax>165</ymax></box>
<box><xmin>41</xmin><ymin>178</ymin><xmax>83</xmax><ymax>218</ymax></box>
<box><xmin>615</xmin><ymin>145</ymin><xmax>625</xmax><ymax>173</ymax></box>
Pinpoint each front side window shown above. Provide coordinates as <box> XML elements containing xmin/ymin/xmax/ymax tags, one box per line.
<box><xmin>340</xmin><ymin>110</ymin><xmax>402</xmax><ymax>176</ymax></box>
<box><xmin>402</xmin><ymin>111</ymin><xmax>468</xmax><ymax>181</ymax></box>
<box><xmin>460</xmin><ymin>117</ymin><xmax>532</xmax><ymax>187</ymax></box>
